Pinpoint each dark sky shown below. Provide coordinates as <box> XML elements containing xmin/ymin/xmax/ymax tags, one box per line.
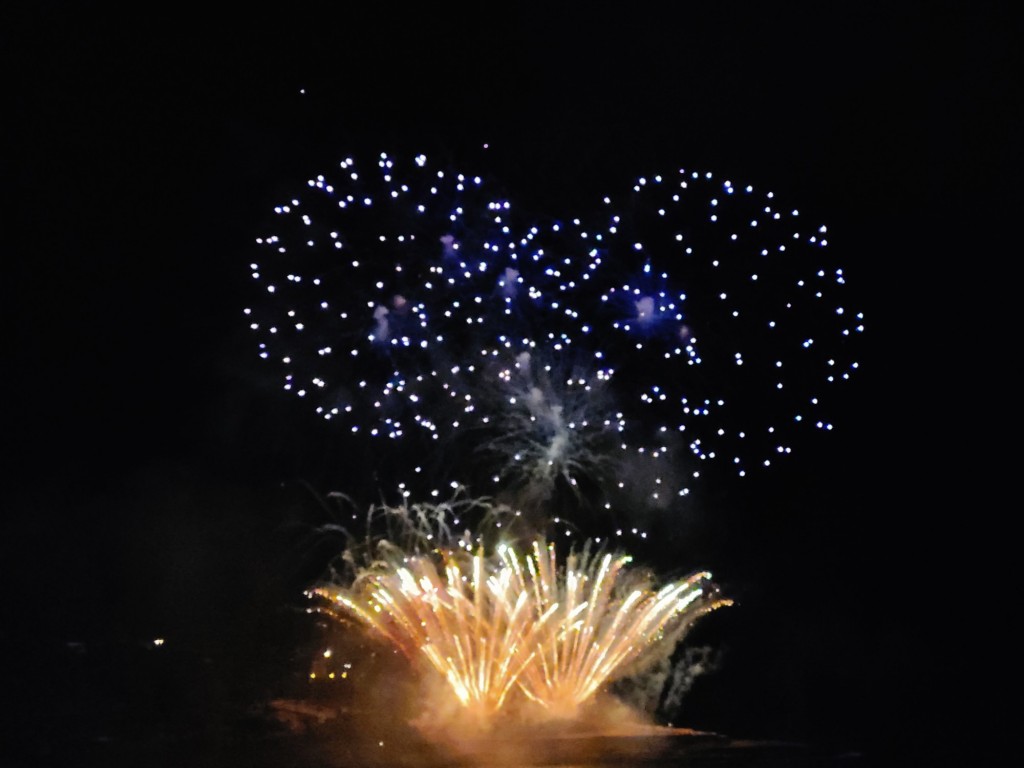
<box><xmin>3</xmin><ymin>3</ymin><xmax>1016</xmax><ymax>761</ymax></box>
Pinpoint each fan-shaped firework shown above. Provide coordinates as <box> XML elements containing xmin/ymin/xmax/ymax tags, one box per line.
<box><xmin>247</xmin><ymin>152</ymin><xmax>862</xmax><ymax>514</ymax></box>
<box><xmin>310</xmin><ymin>501</ymin><xmax>730</xmax><ymax>723</ymax></box>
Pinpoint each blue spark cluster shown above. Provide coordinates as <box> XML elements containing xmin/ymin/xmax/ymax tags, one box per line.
<box><xmin>246</xmin><ymin>152</ymin><xmax>862</xmax><ymax>518</ymax></box>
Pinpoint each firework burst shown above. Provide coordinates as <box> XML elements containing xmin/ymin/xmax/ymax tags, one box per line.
<box><xmin>310</xmin><ymin>501</ymin><xmax>729</xmax><ymax>724</ymax></box>
<box><xmin>247</xmin><ymin>151</ymin><xmax>862</xmax><ymax>518</ymax></box>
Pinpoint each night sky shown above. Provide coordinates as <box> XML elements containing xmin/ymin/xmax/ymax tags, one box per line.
<box><xmin>3</xmin><ymin>4</ymin><xmax>1016</xmax><ymax>765</ymax></box>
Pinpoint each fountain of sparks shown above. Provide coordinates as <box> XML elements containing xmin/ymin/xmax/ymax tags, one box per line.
<box><xmin>308</xmin><ymin>500</ymin><xmax>730</xmax><ymax>728</ymax></box>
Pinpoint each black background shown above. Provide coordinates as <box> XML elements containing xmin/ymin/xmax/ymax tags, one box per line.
<box><xmin>3</xmin><ymin>3</ymin><xmax>1016</xmax><ymax>764</ymax></box>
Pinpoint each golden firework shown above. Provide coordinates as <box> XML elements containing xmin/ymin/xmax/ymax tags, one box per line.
<box><xmin>314</xmin><ymin>534</ymin><xmax>729</xmax><ymax>723</ymax></box>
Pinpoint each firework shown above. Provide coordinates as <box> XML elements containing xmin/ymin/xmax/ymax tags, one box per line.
<box><xmin>247</xmin><ymin>152</ymin><xmax>862</xmax><ymax>514</ymax></box>
<box><xmin>310</xmin><ymin>501</ymin><xmax>729</xmax><ymax>723</ymax></box>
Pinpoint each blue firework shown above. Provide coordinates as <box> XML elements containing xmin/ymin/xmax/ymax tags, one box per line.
<box><xmin>246</xmin><ymin>152</ymin><xmax>863</xmax><ymax>522</ymax></box>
